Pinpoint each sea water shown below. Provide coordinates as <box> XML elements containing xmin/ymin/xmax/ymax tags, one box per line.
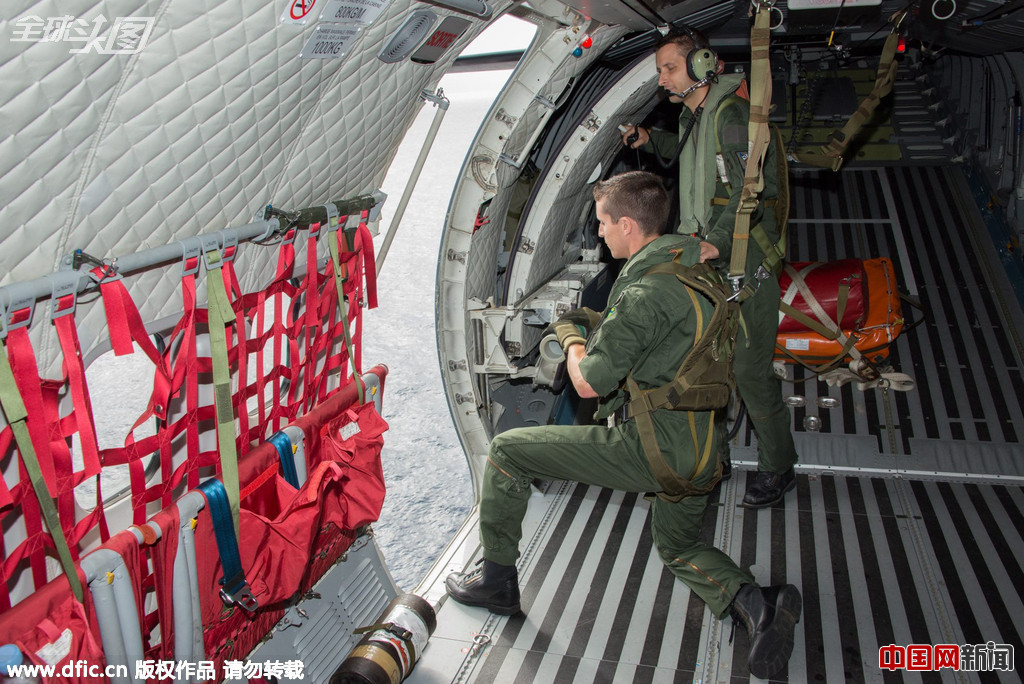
<box><xmin>364</xmin><ymin>69</ymin><xmax>512</xmax><ymax>589</ymax></box>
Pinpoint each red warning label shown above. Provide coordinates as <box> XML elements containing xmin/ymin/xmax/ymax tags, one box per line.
<box><xmin>289</xmin><ymin>0</ymin><xmax>317</xmax><ymax>20</ymax></box>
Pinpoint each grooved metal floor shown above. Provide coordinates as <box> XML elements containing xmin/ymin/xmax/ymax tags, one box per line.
<box><xmin>420</xmin><ymin>86</ymin><xmax>1024</xmax><ymax>683</ymax></box>
<box><xmin>431</xmin><ymin>472</ymin><xmax>1023</xmax><ymax>683</ymax></box>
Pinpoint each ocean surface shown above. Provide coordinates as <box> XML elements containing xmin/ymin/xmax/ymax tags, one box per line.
<box><xmin>363</xmin><ymin>69</ymin><xmax>513</xmax><ymax>590</ymax></box>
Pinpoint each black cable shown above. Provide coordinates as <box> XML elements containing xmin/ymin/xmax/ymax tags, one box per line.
<box><xmin>649</xmin><ymin>105</ymin><xmax>705</xmax><ymax>170</ymax></box>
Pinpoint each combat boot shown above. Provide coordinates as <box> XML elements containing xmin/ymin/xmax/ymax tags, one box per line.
<box><xmin>719</xmin><ymin>458</ymin><xmax>732</xmax><ymax>481</ymax></box>
<box><xmin>445</xmin><ymin>559</ymin><xmax>521</xmax><ymax>615</ymax></box>
<box><xmin>741</xmin><ymin>468</ymin><xmax>795</xmax><ymax>507</ymax></box>
<box><xmin>729</xmin><ymin>583</ymin><xmax>802</xmax><ymax>679</ymax></box>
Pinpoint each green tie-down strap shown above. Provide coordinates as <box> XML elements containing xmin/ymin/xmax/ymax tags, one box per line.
<box><xmin>0</xmin><ymin>337</ymin><xmax>84</xmax><ymax>602</ymax></box>
<box><xmin>328</xmin><ymin>217</ymin><xmax>366</xmax><ymax>405</ymax></box>
<box><xmin>204</xmin><ymin>247</ymin><xmax>241</xmax><ymax>541</ymax></box>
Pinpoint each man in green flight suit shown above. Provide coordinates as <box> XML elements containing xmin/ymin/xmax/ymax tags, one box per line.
<box><xmin>621</xmin><ymin>29</ymin><xmax>798</xmax><ymax>507</ymax></box>
<box><xmin>446</xmin><ymin>171</ymin><xmax>801</xmax><ymax>680</ymax></box>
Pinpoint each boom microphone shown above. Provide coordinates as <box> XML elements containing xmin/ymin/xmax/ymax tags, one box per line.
<box><xmin>667</xmin><ymin>75</ymin><xmax>714</xmax><ymax>100</ymax></box>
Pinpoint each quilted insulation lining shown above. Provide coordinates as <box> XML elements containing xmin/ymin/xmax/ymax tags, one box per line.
<box><xmin>1</xmin><ymin>0</ymin><xmax>509</xmax><ymax>377</ymax></box>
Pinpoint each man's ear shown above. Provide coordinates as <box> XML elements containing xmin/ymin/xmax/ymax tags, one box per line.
<box><xmin>620</xmin><ymin>215</ymin><xmax>639</xmax><ymax>236</ymax></box>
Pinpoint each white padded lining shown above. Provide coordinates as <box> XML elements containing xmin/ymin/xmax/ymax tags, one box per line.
<box><xmin>1</xmin><ymin>0</ymin><xmax>510</xmax><ymax>377</ymax></box>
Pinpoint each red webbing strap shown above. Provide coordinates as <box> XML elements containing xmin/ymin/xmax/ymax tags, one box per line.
<box><xmin>52</xmin><ymin>301</ymin><xmax>110</xmax><ymax>541</ymax></box>
<box><xmin>302</xmin><ymin>225</ymin><xmax>323</xmax><ymax>408</ymax></box>
<box><xmin>5</xmin><ymin>329</ymin><xmax>81</xmax><ymax>557</ymax></box>
<box><xmin>0</xmin><ymin>329</ymin><xmax>83</xmax><ymax>601</ymax></box>
<box><xmin>98</xmin><ymin>274</ymin><xmax>174</xmax><ymax>524</ymax></box>
<box><xmin>357</xmin><ymin>213</ymin><xmax>378</xmax><ymax>310</ymax></box>
<box><xmin>0</xmin><ymin>428</ymin><xmax>13</xmax><ymax>513</ymax></box>
<box><xmin>144</xmin><ymin>506</ymin><xmax>180</xmax><ymax>661</ymax></box>
<box><xmin>98</xmin><ymin>274</ymin><xmax>172</xmax><ymax>423</ymax></box>
<box><xmin>270</xmin><ymin>230</ymin><xmax>296</xmax><ymax>433</ymax></box>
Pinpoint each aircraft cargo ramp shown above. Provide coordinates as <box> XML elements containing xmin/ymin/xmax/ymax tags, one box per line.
<box><xmin>417</xmin><ymin>160</ymin><xmax>1024</xmax><ymax>682</ymax></box>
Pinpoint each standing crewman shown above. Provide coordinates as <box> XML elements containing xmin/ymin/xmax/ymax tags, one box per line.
<box><xmin>621</xmin><ymin>29</ymin><xmax>798</xmax><ymax>507</ymax></box>
<box><xmin>446</xmin><ymin>171</ymin><xmax>801</xmax><ymax>680</ymax></box>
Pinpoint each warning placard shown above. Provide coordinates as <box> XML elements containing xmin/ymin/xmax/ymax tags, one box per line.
<box><xmin>300</xmin><ymin>24</ymin><xmax>361</xmax><ymax>59</ymax></box>
<box><xmin>319</xmin><ymin>0</ymin><xmax>392</xmax><ymax>27</ymax></box>
<box><xmin>282</xmin><ymin>0</ymin><xmax>319</xmax><ymax>25</ymax></box>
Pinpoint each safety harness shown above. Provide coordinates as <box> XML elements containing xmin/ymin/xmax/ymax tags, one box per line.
<box><xmin>625</xmin><ymin>257</ymin><xmax>738</xmax><ymax>501</ymax></box>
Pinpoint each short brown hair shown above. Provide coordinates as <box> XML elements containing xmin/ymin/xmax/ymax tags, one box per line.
<box><xmin>655</xmin><ymin>27</ymin><xmax>709</xmax><ymax>57</ymax></box>
<box><xmin>592</xmin><ymin>171</ymin><xmax>671</xmax><ymax>237</ymax></box>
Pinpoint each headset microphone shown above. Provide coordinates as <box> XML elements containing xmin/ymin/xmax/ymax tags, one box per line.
<box><xmin>668</xmin><ymin>74</ymin><xmax>713</xmax><ymax>100</ymax></box>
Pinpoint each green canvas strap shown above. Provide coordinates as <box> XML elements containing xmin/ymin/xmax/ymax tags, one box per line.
<box><xmin>0</xmin><ymin>336</ymin><xmax>84</xmax><ymax>601</ymax></box>
<box><xmin>626</xmin><ymin>375</ymin><xmax>717</xmax><ymax>501</ymax></box>
<box><xmin>792</xmin><ymin>26</ymin><xmax>902</xmax><ymax>171</ymax></box>
<box><xmin>204</xmin><ymin>245</ymin><xmax>241</xmax><ymax>540</ymax></box>
<box><xmin>727</xmin><ymin>4</ymin><xmax>773</xmax><ymax>288</ymax></box>
<box><xmin>327</xmin><ymin>215</ymin><xmax>366</xmax><ymax>405</ymax></box>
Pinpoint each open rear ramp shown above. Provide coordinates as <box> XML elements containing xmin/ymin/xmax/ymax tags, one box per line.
<box><xmin>417</xmin><ymin>155</ymin><xmax>1024</xmax><ymax>682</ymax></box>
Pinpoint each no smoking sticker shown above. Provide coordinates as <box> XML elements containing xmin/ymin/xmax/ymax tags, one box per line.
<box><xmin>282</xmin><ymin>0</ymin><xmax>318</xmax><ymax>24</ymax></box>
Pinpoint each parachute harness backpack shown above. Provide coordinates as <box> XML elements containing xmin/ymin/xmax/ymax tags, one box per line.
<box><xmin>625</xmin><ymin>254</ymin><xmax>739</xmax><ymax>502</ymax></box>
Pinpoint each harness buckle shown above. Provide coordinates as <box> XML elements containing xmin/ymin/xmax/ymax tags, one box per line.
<box><xmin>181</xmin><ymin>238</ymin><xmax>203</xmax><ymax>277</ymax></box>
<box><xmin>1</xmin><ymin>293</ymin><xmax>36</xmax><ymax>339</ymax></box>
<box><xmin>323</xmin><ymin>203</ymin><xmax>340</xmax><ymax>233</ymax></box>
<box><xmin>727</xmin><ymin>265</ymin><xmax>771</xmax><ymax>302</ymax></box>
<box><xmin>221</xmin><ymin>232</ymin><xmax>238</xmax><ymax>263</ymax></box>
<box><xmin>219</xmin><ymin>574</ymin><xmax>259</xmax><ymax>613</ymax></box>
<box><xmin>48</xmin><ymin>271</ymin><xmax>85</xmax><ymax>320</ymax></box>
<box><xmin>201</xmin><ymin>236</ymin><xmax>224</xmax><ymax>271</ymax></box>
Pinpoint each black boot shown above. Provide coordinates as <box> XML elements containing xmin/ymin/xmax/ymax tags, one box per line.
<box><xmin>445</xmin><ymin>559</ymin><xmax>521</xmax><ymax>615</ymax></box>
<box><xmin>741</xmin><ymin>468</ymin><xmax>795</xmax><ymax>508</ymax></box>
<box><xmin>730</xmin><ymin>583</ymin><xmax>802</xmax><ymax>679</ymax></box>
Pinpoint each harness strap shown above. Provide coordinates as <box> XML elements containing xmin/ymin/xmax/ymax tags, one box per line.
<box><xmin>727</xmin><ymin>5</ymin><xmax>773</xmax><ymax>287</ymax></box>
<box><xmin>792</xmin><ymin>24</ymin><xmax>902</xmax><ymax>170</ymax></box>
<box><xmin>204</xmin><ymin>246</ymin><xmax>242</xmax><ymax>541</ymax></box>
<box><xmin>626</xmin><ymin>376</ymin><xmax>718</xmax><ymax>501</ymax></box>
<box><xmin>0</xmin><ymin>336</ymin><xmax>84</xmax><ymax>602</ymax></box>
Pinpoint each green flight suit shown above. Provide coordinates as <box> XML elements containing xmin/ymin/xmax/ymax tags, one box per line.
<box><xmin>479</xmin><ymin>234</ymin><xmax>753</xmax><ymax>617</ymax></box>
<box><xmin>647</xmin><ymin>74</ymin><xmax>798</xmax><ymax>474</ymax></box>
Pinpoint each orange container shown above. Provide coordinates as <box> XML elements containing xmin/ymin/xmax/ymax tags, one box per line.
<box><xmin>775</xmin><ymin>257</ymin><xmax>904</xmax><ymax>366</ymax></box>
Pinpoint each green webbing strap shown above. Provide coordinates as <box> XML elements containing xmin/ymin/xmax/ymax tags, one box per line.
<box><xmin>727</xmin><ymin>4</ymin><xmax>773</xmax><ymax>287</ymax></box>
<box><xmin>204</xmin><ymin>247</ymin><xmax>241</xmax><ymax>540</ymax></box>
<box><xmin>0</xmin><ymin>337</ymin><xmax>84</xmax><ymax>602</ymax></box>
<box><xmin>627</xmin><ymin>375</ymin><xmax>717</xmax><ymax>501</ymax></box>
<box><xmin>328</xmin><ymin>216</ymin><xmax>366</xmax><ymax>405</ymax></box>
<box><xmin>792</xmin><ymin>27</ymin><xmax>902</xmax><ymax>171</ymax></box>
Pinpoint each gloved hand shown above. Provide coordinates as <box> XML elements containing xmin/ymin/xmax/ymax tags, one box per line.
<box><xmin>551</xmin><ymin>320</ymin><xmax>587</xmax><ymax>352</ymax></box>
<box><xmin>559</xmin><ymin>307</ymin><xmax>603</xmax><ymax>335</ymax></box>
<box><xmin>546</xmin><ymin>307</ymin><xmax>602</xmax><ymax>353</ymax></box>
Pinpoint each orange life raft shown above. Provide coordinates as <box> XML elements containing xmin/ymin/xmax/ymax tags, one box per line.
<box><xmin>774</xmin><ymin>257</ymin><xmax>904</xmax><ymax>369</ymax></box>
